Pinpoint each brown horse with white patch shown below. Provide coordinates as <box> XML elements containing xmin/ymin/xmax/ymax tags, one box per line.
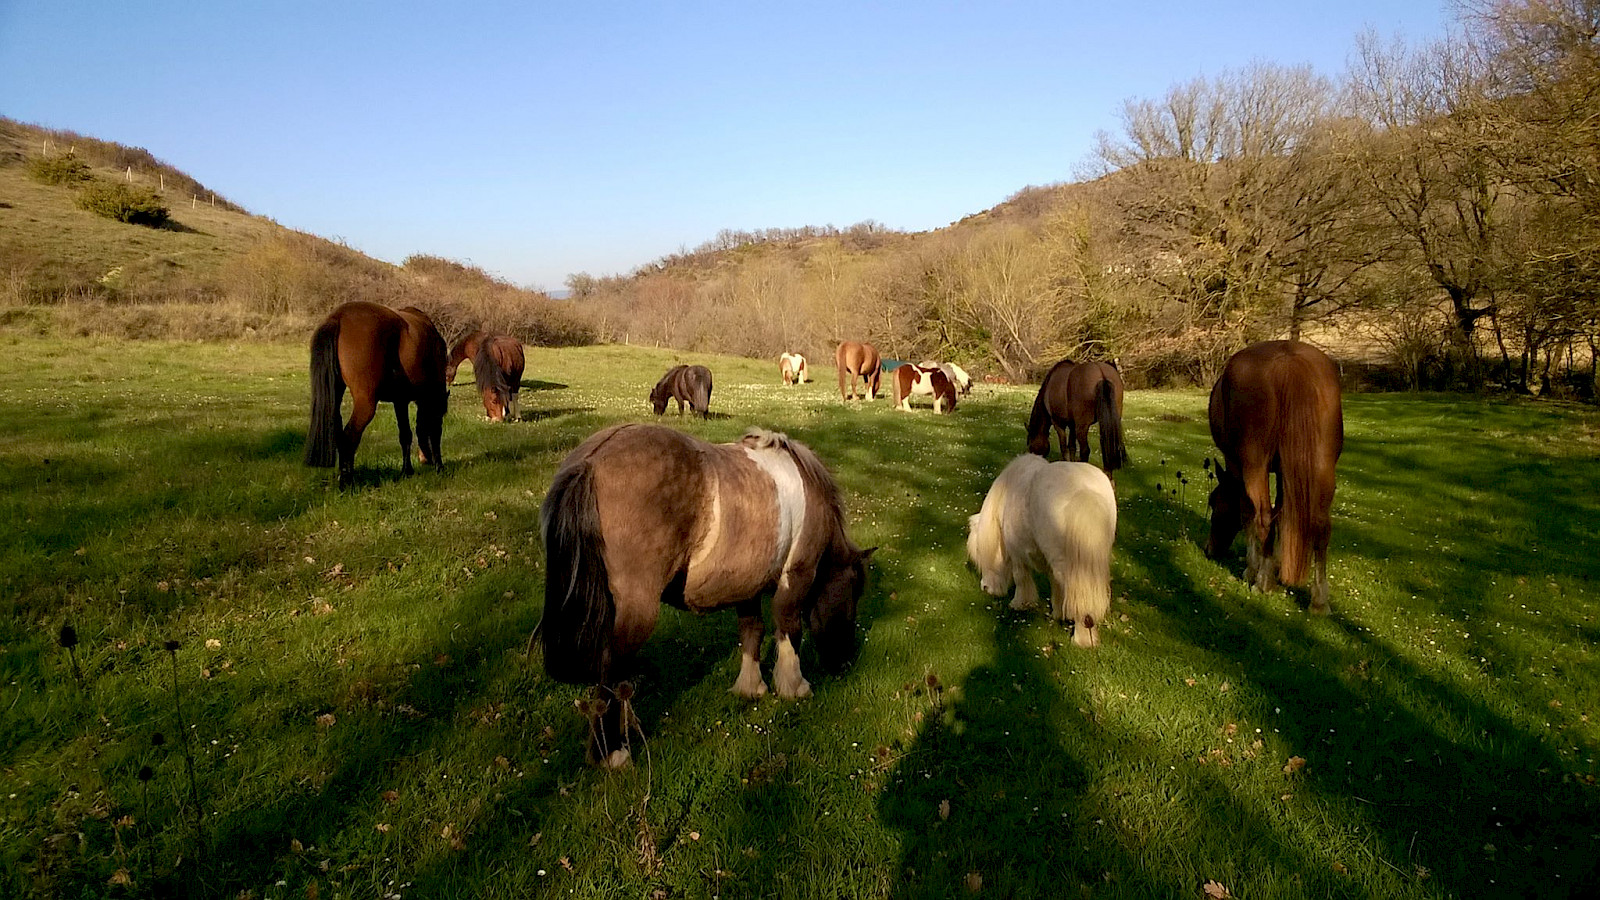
<box><xmin>892</xmin><ymin>363</ymin><xmax>958</xmax><ymax>414</ymax></box>
<box><xmin>305</xmin><ymin>301</ymin><xmax>448</xmax><ymax>487</ymax></box>
<box><xmin>447</xmin><ymin>331</ymin><xmax>525</xmax><ymax>422</ymax></box>
<box><xmin>540</xmin><ymin>424</ymin><xmax>874</xmax><ymax>766</ymax></box>
<box><xmin>1026</xmin><ymin>359</ymin><xmax>1127</xmax><ymax>483</ymax></box>
<box><xmin>1205</xmin><ymin>341</ymin><xmax>1343</xmax><ymax>614</ymax></box>
<box><xmin>836</xmin><ymin>341</ymin><xmax>881</xmax><ymax>401</ymax></box>
<box><xmin>780</xmin><ymin>352</ymin><xmax>809</xmax><ymax>385</ymax></box>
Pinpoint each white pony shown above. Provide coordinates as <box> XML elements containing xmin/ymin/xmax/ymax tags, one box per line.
<box><xmin>780</xmin><ymin>352</ymin><xmax>809</xmax><ymax>385</ymax></box>
<box><xmin>967</xmin><ymin>454</ymin><xmax>1117</xmax><ymax>647</ymax></box>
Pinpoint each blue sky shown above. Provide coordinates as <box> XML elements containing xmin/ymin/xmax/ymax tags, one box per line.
<box><xmin>0</xmin><ymin>1</ymin><xmax>1451</xmax><ymax>292</ymax></box>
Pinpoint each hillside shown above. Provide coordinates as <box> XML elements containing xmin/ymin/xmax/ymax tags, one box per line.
<box><xmin>0</xmin><ymin>117</ymin><xmax>589</xmax><ymax>345</ymax></box>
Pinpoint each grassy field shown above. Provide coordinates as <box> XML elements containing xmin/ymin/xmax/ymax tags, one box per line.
<box><xmin>2</xmin><ymin>335</ymin><xmax>1598</xmax><ymax>899</ymax></box>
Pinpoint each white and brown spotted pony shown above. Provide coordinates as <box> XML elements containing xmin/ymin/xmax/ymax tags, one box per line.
<box><xmin>892</xmin><ymin>363</ymin><xmax>958</xmax><ymax>414</ymax></box>
<box><xmin>540</xmin><ymin>424</ymin><xmax>874</xmax><ymax>767</ymax></box>
<box><xmin>780</xmin><ymin>352</ymin><xmax>810</xmax><ymax>385</ymax></box>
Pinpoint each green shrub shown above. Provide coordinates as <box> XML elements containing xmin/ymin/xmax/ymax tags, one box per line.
<box><xmin>25</xmin><ymin>153</ymin><xmax>91</xmax><ymax>185</ymax></box>
<box><xmin>74</xmin><ymin>180</ymin><xmax>170</xmax><ymax>227</ymax></box>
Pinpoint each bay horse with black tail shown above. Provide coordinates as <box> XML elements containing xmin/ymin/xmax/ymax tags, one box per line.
<box><xmin>305</xmin><ymin>301</ymin><xmax>448</xmax><ymax>488</ymax></box>
<box><xmin>1204</xmin><ymin>341</ymin><xmax>1343</xmax><ymax>614</ymax></box>
<box><xmin>1027</xmin><ymin>359</ymin><xmax>1127</xmax><ymax>483</ymax></box>
<box><xmin>836</xmin><ymin>341</ymin><xmax>881</xmax><ymax>401</ymax></box>
<box><xmin>780</xmin><ymin>352</ymin><xmax>810</xmax><ymax>385</ymax></box>
<box><xmin>447</xmin><ymin>331</ymin><xmax>525</xmax><ymax>422</ymax></box>
<box><xmin>892</xmin><ymin>363</ymin><xmax>958</xmax><ymax>414</ymax></box>
<box><xmin>540</xmin><ymin>424</ymin><xmax>875</xmax><ymax>767</ymax></box>
<box><xmin>650</xmin><ymin>364</ymin><xmax>713</xmax><ymax>418</ymax></box>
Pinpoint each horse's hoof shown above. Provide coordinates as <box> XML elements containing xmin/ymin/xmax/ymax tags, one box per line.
<box><xmin>730</xmin><ymin>680</ymin><xmax>769</xmax><ymax>700</ymax></box>
<box><xmin>1009</xmin><ymin>597</ymin><xmax>1039</xmax><ymax>611</ymax></box>
<box><xmin>603</xmin><ymin>748</ymin><xmax>632</xmax><ymax>769</ymax></box>
<box><xmin>1073</xmin><ymin>625</ymin><xmax>1099</xmax><ymax>648</ymax></box>
<box><xmin>776</xmin><ymin>678</ymin><xmax>812</xmax><ymax>700</ymax></box>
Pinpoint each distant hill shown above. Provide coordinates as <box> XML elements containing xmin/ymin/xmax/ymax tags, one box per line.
<box><xmin>0</xmin><ymin>117</ymin><xmax>591</xmax><ymax>345</ymax></box>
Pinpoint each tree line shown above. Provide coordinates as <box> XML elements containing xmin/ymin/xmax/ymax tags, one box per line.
<box><xmin>572</xmin><ymin>0</ymin><xmax>1600</xmax><ymax>396</ymax></box>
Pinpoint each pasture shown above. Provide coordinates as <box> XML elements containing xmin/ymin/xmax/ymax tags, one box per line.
<box><xmin>2</xmin><ymin>335</ymin><xmax>1598</xmax><ymax>899</ymax></box>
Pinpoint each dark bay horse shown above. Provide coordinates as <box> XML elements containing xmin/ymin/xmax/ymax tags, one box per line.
<box><xmin>836</xmin><ymin>341</ymin><xmax>882</xmax><ymax>401</ymax></box>
<box><xmin>1204</xmin><ymin>341</ymin><xmax>1343</xmax><ymax>614</ymax></box>
<box><xmin>540</xmin><ymin>424</ymin><xmax>874</xmax><ymax>766</ymax></box>
<box><xmin>447</xmin><ymin>331</ymin><xmax>525</xmax><ymax>422</ymax></box>
<box><xmin>650</xmin><ymin>364</ymin><xmax>713</xmax><ymax>417</ymax></box>
<box><xmin>305</xmin><ymin>301</ymin><xmax>448</xmax><ymax>487</ymax></box>
<box><xmin>1026</xmin><ymin>359</ymin><xmax>1128</xmax><ymax>482</ymax></box>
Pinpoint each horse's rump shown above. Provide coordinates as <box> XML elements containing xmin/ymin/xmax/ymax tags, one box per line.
<box><xmin>474</xmin><ymin>335</ymin><xmax>525</xmax><ymax>406</ymax></box>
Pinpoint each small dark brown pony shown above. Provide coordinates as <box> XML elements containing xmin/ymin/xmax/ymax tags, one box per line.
<box><xmin>447</xmin><ymin>330</ymin><xmax>526</xmax><ymax>422</ymax></box>
<box><xmin>836</xmin><ymin>341</ymin><xmax>882</xmax><ymax>401</ymax></box>
<box><xmin>650</xmin><ymin>364</ymin><xmax>713</xmax><ymax>418</ymax></box>
<box><xmin>305</xmin><ymin>301</ymin><xmax>448</xmax><ymax>487</ymax></box>
<box><xmin>1026</xmin><ymin>359</ymin><xmax>1128</xmax><ymax>482</ymax></box>
<box><xmin>1204</xmin><ymin>341</ymin><xmax>1344</xmax><ymax>614</ymax></box>
<box><xmin>540</xmin><ymin>424</ymin><xmax>874</xmax><ymax>766</ymax></box>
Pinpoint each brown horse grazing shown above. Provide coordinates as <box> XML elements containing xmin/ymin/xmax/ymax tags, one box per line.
<box><xmin>540</xmin><ymin>424</ymin><xmax>874</xmax><ymax>767</ymax></box>
<box><xmin>1026</xmin><ymin>359</ymin><xmax>1128</xmax><ymax>482</ymax></box>
<box><xmin>650</xmin><ymin>364</ymin><xmax>713</xmax><ymax>417</ymax></box>
<box><xmin>892</xmin><ymin>363</ymin><xmax>958</xmax><ymax>413</ymax></box>
<box><xmin>446</xmin><ymin>332</ymin><xmax>525</xmax><ymax>422</ymax></box>
<box><xmin>305</xmin><ymin>301</ymin><xmax>448</xmax><ymax>487</ymax></box>
<box><xmin>836</xmin><ymin>341</ymin><xmax>882</xmax><ymax>401</ymax></box>
<box><xmin>780</xmin><ymin>352</ymin><xmax>809</xmax><ymax>385</ymax></box>
<box><xmin>1204</xmin><ymin>341</ymin><xmax>1343</xmax><ymax>614</ymax></box>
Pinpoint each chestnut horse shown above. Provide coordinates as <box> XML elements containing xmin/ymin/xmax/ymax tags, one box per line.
<box><xmin>305</xmin><ymin>301</ymin><xmax>448</xmax><ymax>487</ymax></box>
<box><xmin>836</xmin><ymin>341</ymin><xmax>881</xmax><ymax>401</ymax></box>
<box><xmin>892</xmin><ymin>363</ymin><xmax>958</xmax><ymax>414</ymax></box>
<box><xmin>780</xmin><ymin>352</ymin><xmax>810</xmax><ymax>385</ymax></box>
<box><xmin>1026</xmin><ymin>359</ymin><xmax>1128</xmax><ymax>483</ymax></box>
<box><xmin>540</xmin><ymin>424</ymin><xmax>874</xmax><ymax>766</ymax></box>
<box><xmin>1204</xmin><ymin>341</ymin><xmax>1343</xmax><ymax>614</ymax></box>
<box><xmin>650</xmin><ymin>364</ymin><xmax>713</xmax><ymax>418</ymax></box>
<box><xmin>447</xmin><ymin>331</ymin><xmax>525</xmax><ymax>422</ymax></box>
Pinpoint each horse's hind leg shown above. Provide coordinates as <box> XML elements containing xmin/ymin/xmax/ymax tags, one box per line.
<box><xmin>508</xmin><ymin>390</ymin><xmax>521</xmax><ymax>422</ymax></box>
<box><xmin>1309</xmin><ymin>547</ymin><xmax>1331</xmax><ymax>615</ymax></box>
<box><xmin>393</xmin><ymin>400</ymin><xmax>416</xmax><ymax>475</ymax></box>
<box><xmin>339</xmin><ymin>394</ymin><xmax>379</xmax><ymax>486</ymax></box>
<box><xmin>730</xmin><ymin>601</ymin><xmax>768</xmax><ymax>699</ymax></box>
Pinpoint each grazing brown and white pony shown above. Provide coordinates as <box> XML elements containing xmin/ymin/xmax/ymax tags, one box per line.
<box><xmin>967</xmin><ymin>454</ymin><xmax>1117</xmax><ymax>647</ymax></box>
<box><xmin>650</xmin><ymin>364</ymin><xmax>713</xmax><ymax>418</ymax></box>
<box><xmin>305</xmin><ymin>301</ymin><xmax>448</xmax><ymax>487</ymax></box>
<box><xmin>1026</xmin><ymin>359</ymin><xmax>1127</xmax><ymax>483</ymax></box>
<box><xmin>780</xmin><ymin>352</ymin><xmax>810</xmax><ymax>385</ymax></box>
<box><xmin>892</xmin><ymin>363</ymin><xmax>958</xmax><ymax>414</ymax></box>
<box><xmin>447</xmin><ymin>331</ymin><xmax>525</xmax><ymax>422</ymax></box>
<box><xmin>1204</xmin><ymin>341</ymin><xmax>1343</xmax><ymax>614</ymax></box>
<box><xmin>836</xmin><ymin>341</ymin><xmax>882</xmax><ymax>401</ymax></box>
<box><xmin>920</xmin><ymin>361</ymin><xmax>972</xmax><ymax>396</ymax></box>
<box><xmin>540</xmin><ymin>424</ymin><xmax>874</xmax><ymax>766</ymax></box>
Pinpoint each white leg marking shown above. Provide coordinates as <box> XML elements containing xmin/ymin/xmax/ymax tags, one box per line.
<box><xmin>773</xmin><ymin>634</ymin><xmax>812</xmax><ymax>699</ymax></box>
<box><xmin>731</xmin><ymin>652</ymin><xmax>769</xmax><ymax>698</ymax></box>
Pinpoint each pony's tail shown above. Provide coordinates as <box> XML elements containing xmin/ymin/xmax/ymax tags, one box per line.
<box><xmin>1026</xmin><ymin>386</ymin><xmax>1052</xmax><ymax>455</ymax></box>
<box><xmin>1275</xmin><ymin>388</ymin><xmax>1325</xmax><ymax>587</ymax></box>
<box><xmin>1096</xmin><ymin>378</ymin><xmax>1127</xmax><ymax>472</ymax></box>
<box><xmin>694</xmin><ymin>373</ymin><xmax>712</xmax><ymax>418</ymax></box>
<box><xmin>539</xmin><ymin>461</ymin><xmax>615</xmax><ymax>684</ymax></box>
<box><xmin>304</xmin><ymin>319</ymin><xmax>342</xmax><ymax>467</ymax></box>
<box><xmin>1055</xmin><ymin>482</ymin><xmax>1116</xmax><ymax>646</ymax></box>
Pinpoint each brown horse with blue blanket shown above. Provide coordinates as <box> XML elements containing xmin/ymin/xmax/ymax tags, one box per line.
<box><xmin>305</xmin><ymin>302</ymin><xmax>448</xmax><ymax>487</ymax></box>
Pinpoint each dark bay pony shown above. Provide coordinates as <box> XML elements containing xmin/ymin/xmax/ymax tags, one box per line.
<box><xmin>305</xmin><ymin>301</ymin><xmax>448</xmax><ymax>487</ymax></box>
<box><xmin>650</xmin><ymin>364</ymin><xmax>713</xmax><ymax>417</ymax></box>
<box><xmin>447</xmin><ymin>331</ymin><xmax>526</xmax><ymax>422</ymax></box>
<box><xmin>540</xmin><ymin>424</ymin><xmax>874</xmax><ymax>766</ymax></box>
<box><xmin>1204</xmin><ymin>341</ymin><xmax>1343</xmax><ymax>614</ymax></box>
<box><xmin>836</xmin><ymin>341</ymin><xmax>882</xmax><ymax>401</ymax></box>
<box><xmin>1026</xmin><ymin>359</ymin><xmax>1128</xmax><ymax>482</ymax></box>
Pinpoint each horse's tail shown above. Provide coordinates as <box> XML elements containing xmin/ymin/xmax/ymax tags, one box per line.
<box><xmin>693</xmin><ymin>369</ymin><xmax>712</xmax><ymax>417</ymax></box>
<box><xmin>1274</xmin><ymin>382</ymin><xmax>1330</xmax><ymax>588</ymax></box>
<box><xmin>1050</xmin><ymin>469</ymin><xmax>1117</xmax><ymax>647</ymax></box>
<box><xmin>539</xmin><ymin>461</ymin><xmax>615</xmax><ymax>684</ymax></box>
<box><xmin>304</xmin><ymin>318</ymin><xmax>342</xmax><ymax>467</ymax></box>
<box><xmin>1026</xmin><ymin>384</ymin><xmax>1052</xmax><ymax>455</ymax></box>
<box><xmin>1096</xmin><ymin>377</ymin><xmax>1127</xmax><ymax>472</ymax></box>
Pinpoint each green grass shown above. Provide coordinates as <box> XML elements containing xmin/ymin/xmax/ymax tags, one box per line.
<box><xmin>2</xmin><ymin>335</ymin><xmax>1598</xmax><ymax>899</ymax></box>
